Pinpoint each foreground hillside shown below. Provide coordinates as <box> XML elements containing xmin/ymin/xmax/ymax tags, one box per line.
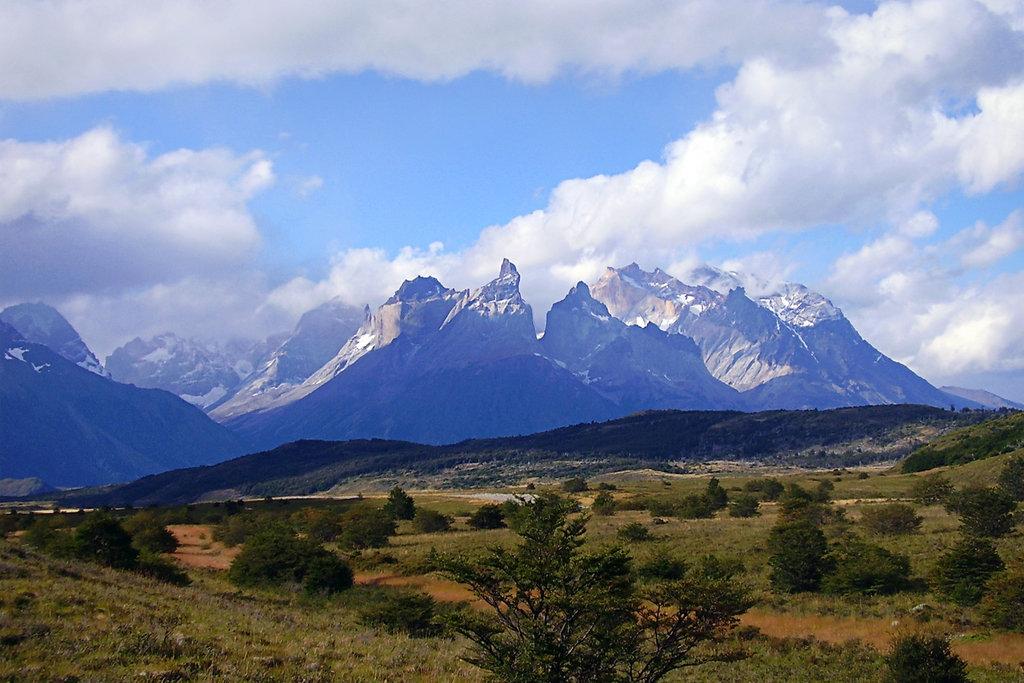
<box><xmin>3</xmin><ymin>459</ymin><xmax>1023</xmax><ymax>682</ymax></box>
<box><xmin>903</xmin><ymin>411</ymin><xmax>1024</xmax><ymax>473</ymax></box>
<box><xmin>61</xmin><ymin>405</ymin><xmax>981</xmax><ymax>506</ymax></box>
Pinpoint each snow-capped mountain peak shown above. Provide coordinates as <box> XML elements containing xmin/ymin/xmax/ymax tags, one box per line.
<box><xmin>0</xmin><ymin>302</ymin><xmax>108</xmax><ymax>376</ymax></box>
<box><xmin>759</xmin><ymin>283</ymin><xmax>842</xmax><ymax>328</ymax></box>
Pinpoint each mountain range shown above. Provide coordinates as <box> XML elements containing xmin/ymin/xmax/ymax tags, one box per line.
<box><xmin>2</xmin><ymin>260</ymin><xmax>1016</xmax><ymax>487</ymax></box>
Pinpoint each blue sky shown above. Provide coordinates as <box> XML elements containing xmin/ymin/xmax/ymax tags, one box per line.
<box><xmin>0</xmin><ymin>0</ymin><xmax>1022</xmax><ymax>399</ymax></box>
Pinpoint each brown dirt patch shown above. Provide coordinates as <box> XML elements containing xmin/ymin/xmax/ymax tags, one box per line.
<box><xmin>355</xmin><ymin>572</ymin><xmax>477</xmax><ymax>603</ymax></box>
<box><xmin>168</xmin><ymin>524</ymin><xmax>238</xmax><ymax>570</ymax></box>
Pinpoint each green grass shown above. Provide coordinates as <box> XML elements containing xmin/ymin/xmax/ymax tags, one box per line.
<box><xmin>902</xmin><ymin>412</ymin><xmax>1024</xmax><ymax>472</ymax></box>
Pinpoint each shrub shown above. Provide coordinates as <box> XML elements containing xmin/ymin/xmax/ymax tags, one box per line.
<box><xmin>590</xmin><ymin>491</ymin><xmax>616</xmax><ymax>516</ymax></box>
<box><xmin>931</xmin><ymin>536</ymin><xmax>1005</xmax><ymax>606</ymax></box>
<box><xmin>125</xmin><ymin>514</ymin><xmax>179</xmax><ymax>554</ymax></box>
<box><xmin>860</xmin><ymin>504</ymin><xmax>923</xmax><ymax>536</ymax></box>
<box><xmin>214</xmin><ymin>511</ymin><xmax>274</xmax><ymax>547</ymax></box>
<box><xmin>358</xmin><ymin>590</ymin><xmax>440</xmax><ymax>637</ymax></box>
<box><xmin>728</xmin><ymin>494</ymin><xmax>760</xmax><ymax>518</ymax></box>
<box><xmin>778</xmin><ymin>485</ymin><xmax>827</xmax><ymax>524</ymax></box>
<box><xmin>646</xmin><ymin>499</ymin><xmax>678</xmax><ymax>517</ymax></box>
<box><xmin>596</xmin><ymin>482</ymin><xmax>617</xmax><ymax>491</ymax></box>
<box><xmin>383</xmin><ymin>486</ymin><xmax>416</xmax><ymax>520</ymax></box>
<box><xmin>412</xmin><ymin>508</ymin><xmax>453</xmax><ymax>534</ymax></box>
<box><xmin>338</xmin><ymin>507</ymin><xmax>397</xmax><ymax>549</ymax></box>
<box><xmin>744</xmin><ymin>478</ymin><xmax>785</xmax><ymax>501</ymax></box>
<box><xmin>467</xmin><ymin>504</ymin><xmax>506</xmax><ymax>529</ymax></box>
<box><xmin>677</xmin><ymin>494</ymin><xmax>714</xmax><ymax>519</ymax></box>
<box><xmin>227</xmin><ymin>525</ymin><xmax>315</xmax><ymax>587</ymax></box>
<box><xmin>72</xmin><ymin>514</ymin><xmax>139</xmax><ymax>570</ymax></box>
<box><xmin>291</xmin><ymin>507</ymin><xmax>343</xmax><ymax>543</ymax></box>
<box><xmin>944</xmin><ymin>486</ymin><xmax>1017</xmax><ymax>537</ymax></box>
<box><xmin>814</xmin><ymin>480</ymin><xmax>834</xmax><ymax>502</ymax></box>
<box><xmin>561</xmin><ymin>477</ymin><xmax>589</xmax><ymax>493</ymax></box>
<box><xmin>884</xmin><ymin>634</ymin><xmax>968</xmax><ymax>683</ymax></box>
<box><xmin>979</xmin><ymin>568</ymin><xmax>1024</xmax><ymax>631</ymax></box>
<box><xmin>617</xmin><ymin>522</ymin><xmax>653</xmax><ymax>542</ymax></box>
<box><xmin>857</xmin><ymin>472</ymin><xmax>870</xmax><ymax>480</ymax></box>
<box><xmin>821</xmin><ymin>540</ymin><xmax>911</xmax><ymax>595</ymax></box>
<box><xmin>911</xmin><ymin>475</ymin><xmax>954</xmax><ymax>506</ymax></box>
<box><xmin>636</xmin><ymin>549</ymin><xmax>687</xmax><ymax>581</ymax></box>
<box><xmin>997</xmin><ymin>454</ymin><xmax>1024</xmax><ymax>501</ymax></box>
<box><xmin>136</xmin><ymin>552</ymin><xmax>190</xmax><ymax>586</ymax></box>
<box><xmin>767</xmin><ymin>519</ymin><xmax>830</xmax><ymax>593</ymax></box>
<box><xmin>705</xmin><ymin>478</ymin><xmax>728</xmax><ymax>510</ymax></box>
<box><xmin>302</xmin><ymin>553</ymin><xmax>354</xmax><ymax>596</ymax></box>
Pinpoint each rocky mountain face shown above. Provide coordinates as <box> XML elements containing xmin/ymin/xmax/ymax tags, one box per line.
<box><xmin>0</xmin><ymin>303</ymin><xmax>107</xmax><ymax>376</ymax></box>
<box><xmin>105</xmin><ymin>333</ymin><xmax>256</xmax><ymax>409</ymax></box>
<box><xmin>226</xmin><ymin>261</ymin><xmax>621</xmax><ymax>449</ymax></box>
<box><xmin>940</xmin><ymin>386</ymin><xmax>1024</xmax><ymax>410</ymax></box>
<box><xmin>0</xmin><ymin>320</ymin><xmax>243</xmax><ymax>487</ymax></box>
<box><xmin>211</xmin><ymin>298</ymin><xmax>365</xmax><ymax>419</ymax></box>
<box><xmin>590</xmin><ymin>264</ymin><xmax>956</xmax><ymax>409</ymax></box>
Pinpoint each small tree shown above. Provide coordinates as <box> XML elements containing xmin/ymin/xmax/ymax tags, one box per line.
<box><xmin>997</xmin><ymin>454</ymin><xmax>1024</xmax><ymax>501</ymax></box>
<box><xmin>124</xmin><ymin>512</ymin><xmax>179</xmax><ymax>554</ymax></box>
<box><xmin>821</xmin><ymin>540</ymin><xmax>911</xmax><ymax>595</ymax></box>
<box><xmin>677</xmin><ymin>494</ymin><xmax>714</xmax><ymax>519</ymax></box>
<box><xmin>813</xmin><ymin>480</ymin><xmax>834</xmax><ymax>503</ymax></box>
<box><xmin>931</xmin><ymin>536</ymin><xmax>1005</xmax><ymax>606</ymax></box>
<box><xmin>302</xmin><ymin>553</ymin><xmax>354</xmax><ymax>596</ymax></box>
<box><xmin>860</xmin><ymin>504</ymin><xmax>923</xmax><ymax>536</ymax></box>
<box><xmin>618</xmin><ymin>521</ymin><xmax>653</xmax><ymax>543</ymax></box>
<box><xmin>562</xmin><ymin>477</ymin><xmax>589</xmax><ymax>493</ymax></box>
<box><xmin>228</xmin><ymin>525</ymin><xmax>352</xmax><ymax>595</ymax></box>
<box><xmin>744</xmin><ymin>478</ymin><xmax>785</xmax><ymax>501</ymax></box>
<box><xmin>359</xmin><ymin>590</ymin><xmax>441</xmax><ymax>638</ymax></box>
<box><xmin>728</xmin><ymin>494</ymin><xmax>760</xmax><ymax>518</ymax></box>
<box><xmin>979</xmin><ymin>567</ymin><xmax>1024</xmax><ymax>631</ymax></box>
<box><xmin>767</xmin><ymin>519</ymin><xmax>830</xmax><ymax>593</ymax></box>
<box><xmin>705</xmin><ymin>478</ymin><xmax>728</xmax><ymax>510</ymax></box>
<box><xmin>911</xmin><ymin>474</ymin><xmax>954</xmax><ymax>506</ymax></box>
<box><xmin>467</xmin><ymin>504</ymin><xmax>506</xmax><ymax>529</ymax></box>
<box><xmin>591</xmin><ymin>490</ymin><xmax>617</xmax><ymax>516</ymax></box>
<box><xmin>72</xmin><ymin>514</ymin><xmax>139</xmax><ymax>569</ymax></box>
<box><xmin>778</xmin><ymin>484</ymin><xmax>827</xmax><ymax>525</ymax></box>
<box><xmin>338</xmin><ymin>506</ymin><xmax>397</xmax><ymax>549</ymax></box>
<box><xmin>436</xmin><ymin>494</ymin><xmax>750</xmax><ymax>682</ymax></box>
<box><xmin>944</xmin><ymin>486</ymin><xmax>1017</xmax><ymax>537</ymax></box>
<box><xmin>413</xmin><ymin>508</ymin><xmax>453</xmax><ymax>533</ymax></box>
<box><xmin>384</xmin><ymin>486</ymin><xmax>416</xmax><ymax>520</ymax></box>
<box><xmin>884</xmin><ymin>634</ymin><xmax>968</xmax><ymax>683</ymax></box>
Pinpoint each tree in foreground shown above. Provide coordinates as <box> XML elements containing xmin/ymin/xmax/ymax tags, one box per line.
<box><xmin>944</xmin><ymin>486</ymin><xmax>1017</xmax><ymax>538</ymax></box>
<box><xmin>383</xmin><ymin>486</ymin><xmax>416</xmax><ymax>520</ymax></box>
<box><xmin>884</xmin><ymin>633</ymin><xmax>967</xmax><ymax>683</ymax></box>
<box><xmin>767</xmin><ymin>519</ymin><xmax>830</xmax><ymax>593</ymax></box>
<box><xmin>436</xmin><ymin>494</ymin><xmax>750</xmax><ymax>683</ymax></box>
<box><xmin>930</xmin><ymin>536</ymin><xmax>1005</xmax><ymax>606</ymax></box>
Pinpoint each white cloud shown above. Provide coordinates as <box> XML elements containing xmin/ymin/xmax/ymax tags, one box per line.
<box><xmin>271</xmin><ymin>0</ymin><xmax>1024</xmax><ymax>339</ymax></box>
<box><xmin>0</xmin><ymin>0</ymin><xmax>829</xmax><ymax>101</ymax></box>
<box><xmin>0</xmin><ymin>127</ymin><xmax>273</xmax><ymax>300</ymax></box>
<box><xmin>955</xmin><ymin>211</ymin><xmax>1024</xmax><ymax>268</ymax></box>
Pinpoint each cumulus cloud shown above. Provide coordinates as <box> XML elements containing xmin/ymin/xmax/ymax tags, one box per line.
<box><xmin>0</xmin><ymin>0</ymin><xmax>829</xmax><ymax>100</ymax></box>
<box><xmin>270</xmin><ymin>0</ymin><xmax>1024</xmax><ymax>341</ymax></box>
<box><xmin>0</xmin><ymin>127</ymin><xmax>273</xmax><ymax>300</ymax></box>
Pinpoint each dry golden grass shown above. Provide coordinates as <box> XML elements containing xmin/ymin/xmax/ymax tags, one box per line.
<box><xmin>168</xmin><ymin>524</ymin><xmax>238</xmax><ymax>570</ymax></box>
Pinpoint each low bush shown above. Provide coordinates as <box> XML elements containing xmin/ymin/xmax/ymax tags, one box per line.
<box><xmin>72</xmin><ymin>514</ymin><xmax>139</xmax><ymax>570</ymax></box>
<box><xmin>617</xmin><ymin>522</ymin><xmax>653</xmax><ymax>542</ymax></box>
<box><xmin>944</xmin><ymin>486</ymin><xmax>1017</xmax><ymax>538</ymax></box>
<box><xmin>338</xmin><ymin>507</ymin><xmax>397</xmax><ymax>549</ymax></box>
<box><xmin>228</xmin><ymin>525</ymin><xmax>352</xmax><ymax>596</ymax></box>
<box><xmin>412</xmin><ymin>508</ymin><xmax>453</xmax><ymax>534</ymax></box>
<box><xmin>467</xmin><ymin>504</ymin><xmax>505</xmax><ymax>529</ymax></box>
<box><xmin>997</xmin><ymin>454</ymin><xmax>1024</xmax><ymax>501</ymax></box>
<box><xmin>635</xmin><ymin>549</ymin><xmax>687</xmax><ymax>581</ymax></box>
<box><xmin>884</xmin><ymin>634</ymin><xmax>968</xmax><ymax>683</ymax></box>
<box><xmin>590</xmin><ymin>491</ymin><xmax>616</xmax><ymax>516</ymax></box>
<box><xmin>728</xmin><ymin>494</ymin><xmax>760</xmax><ymax>518</ymax></box>
<box><xmin>821</xmin><ymin>540</ymin><xmax>911</xmax><ymax>595</ymax></box>
<box><xmin>979</xmin><ymin>568</ymin><xmax>1024</xmax><ymax>631</ymax></box>
<box><xmin>931</xmin><ymin>536</ymin><xmax>1005</xmax><ymax>606</ymax></box>
<box><xmin>744</xmin><ymin>478</ymin><xmax>785</xmax><ymax>501</ymax></box>
<box><xmin>561</xmin><ymin>477</ymin><xmax>588</xmax><ymax>493</ymax></box>
<box><xmin>383</xmin><ymin>487</ymin><xmax>416</xmax><ymax>520</ymax></box>
<box><xmin>124</xmin><ymin>513</ymin><xmax>179</xmax><ymax>554</ymax></box>
<box><xmin>677</xmin><ymin>494</ymin><xmax>714</xmax><ymax>519</ymax></box>
<box><xmin>911</xmin><ymin>475</ymin><xmax>954</xmax><ymax>506</ymax></box>
<box><xmin>358</xmin><ymin>590</ymin><xmax>441</xmax><ymax>638</ymax></box>
<box><xmin>860</xmin><ymin>504</ymin><xmax>923</xmax><ymax>536</ymax></box>
<box><xmin>767</xmin><ymin>519</ymin><xmax>830</xmax><ymax>593</ymax></box>
<box><xmin>705</xmin><ymin>477</ymin><xmax>728</xmax><ymax>510</ymax></box>
<box><xmin>136</xmin><ymin>552</ymin><xmax>190</xmax><ymax>586</ymax></box>
<box><xmin>302</xmin><ymin>553</ymin><xmax>354</xmax><ymax>596</ymax></box>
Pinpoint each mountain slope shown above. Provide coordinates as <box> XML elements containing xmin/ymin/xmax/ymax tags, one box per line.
<box><xmin>0</xmin><ymin>302</ymin><xmax>107</xmax><ymax>376</ymax></box>
<box><xmin>940</xmin><ymin>386</ymin><xmax>1024</xmax><ymax>410</ymax></box>
<box><xmin>65</xmin><ymin>404</ymin><xmax>973</xmax><ymax>506</ymax></box>
<box><xmin>901</xmin><ymin>410</ymin><xmax>1024</xmax><ymax>472</ymax></box>
<box><xmin>0</xmin><ymin>321</ymin><xmax>245</xmax><ymax>487</ymax></box>
<box><xmin>211</xmin><ymin>298</ymin><xmax>365</xmax><ymax>419</ymax></box>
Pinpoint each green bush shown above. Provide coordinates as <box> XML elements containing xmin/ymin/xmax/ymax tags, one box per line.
<box><xmin>778</xmin><ymin>485</ymin><xmax>828</xmax><ymax>524</ymax></box>
<box><xmin>744</xmin><ymin>478</ymin><xmax>785</xmax><ymax>501</ymax></box>
<box><xmin>931</xmin><ymin>536</ymin><xmax>1005</xmax><ymax>606</ymax></box>
<box><xmin>124</xmin><ymin>514</ymin><xmax>179</xmax><ymax>554</ymax></box>
<box><xmin>214</xmin><ymin>511</ymin><xmax>274</xmax><ymax>547</ymax></box>
<box><xmin>617</xmin><ymin>522</ymin><xmax>653</xmax><ymax>543</ymax></box>
<box><xmin>412</xmin><ymin>508</ymin><xmax>453</xmax><ymax>534</ymax></box>
<box><xmin>944</xmin><ymin>486</ymin><xmax>1017</xmax><ymax>537</ymax></box>
<box><xmin>677</xmin><ymin>494</ymin><xmax>714</xmax><ymax>519</ymax></box>
<box><xmin>302</xmin><ymin>553</ymin><xmax>354</xmax><ymax>596</ymax></box>
<box><xmin>467</xmin><ymin>504</ymin><xmax>506</xmax><ymax>529</ymax></box>
<box><xmin>728</xmin><ymin>494</ymin><xmax>760</xmax><ymax>518</ymax></box>
<box><xmin>561</xmin><ymin>477</ymin><xmax>589</xmax><ymax>493</ymax></box>
<box><xmin>338</xmin><ymin>507</ymin><xmax>397</xmax><ymax>549</ymax></box>
<box><xmin>767</xmin><ymin>519</ymin><xmax>830</xmax><ymax>593</ymax></box>
<box><xmin>590</xmin><ymin>491</ymin><xmax>616</xmax><ymax>516</ymax></box>
<box><xmin>72</xmin><ymin>514</ymin><xmax>139</xmax><ymax>570</ymax></box>
<box><xmin>645</xmin><ymin>499</ymin><xmax>678</xmax><ymax>517</ymax></box>
<box><xmin>997</xmin><ymin>454</ymin><xmax>1024</xmax><ymax>501</ymax></box>
<box><xmin>705</xmin><ymin>477</ymin><xmax>728</xmax><ymax>510</ymax></box>
<box><xmin>821</xmin><ymin>540</ymin><xmax>911</xmax><ymax>595</ymax></box>
<box><xmin>911</xmin><ymin>474</ymin><xmax>954</xmax><ymax>506</ymax></box>
<box><xmin>884</xmin><ymin>634</ymin><xmax>967</xmax><ymax>683</ymax></box>
<box><xmin>636</xmin><ymin>549</ymin><xmax>687</xmax><ymax>581</ymax></box>
<box><xmin>383</xmin><ymin>486</ymin><xmax>416</xmax><ymax>520</ymax></box>
<box><xmin>860</xmin><ymin>504</ymin><xmax>923</xmax><ymax>536</ymax></box>
<box><xmin>358</xmin><ymin>590</ymin><xmax>441</xmax><ymax>637</ymax></box>
<box><xmin>291</xmin><ymin>507</ymin><xmax>343</xmax><ymax>543</ymax></box>
<box><xmin>813</xmin><ymin>480</ymin><xmax>834</xmax><ymax>502</ymax></box>
<box><xmin>979</xmin><ymin>567</ymin><xmax>1024</xmax><ymax>631</ymax></box>
<box><xmin>136</xmin><ymin>552</ymin><xmax>190</xmax><ymax>586</ymax></box>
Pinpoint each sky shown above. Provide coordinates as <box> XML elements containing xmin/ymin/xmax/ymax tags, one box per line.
<box><xmin>0</xmin><ymin>0</ymin><xmax>1022</xmax><ymax>400</ymax></box>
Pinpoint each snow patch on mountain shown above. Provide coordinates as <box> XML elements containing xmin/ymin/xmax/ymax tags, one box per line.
<box><xmin>0</xmin><ymin>302</ymin><xmax>108</xmax><ymax>377</ymax></box>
